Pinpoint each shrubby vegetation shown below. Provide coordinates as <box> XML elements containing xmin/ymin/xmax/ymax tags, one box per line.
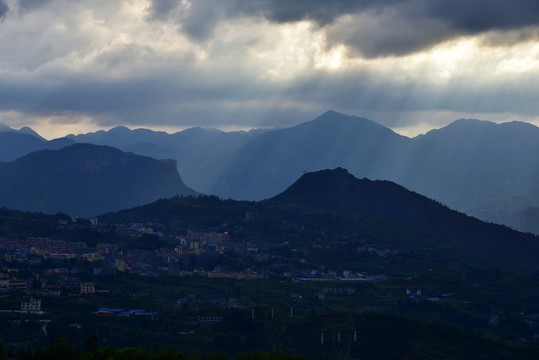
<box><xmin>3</xmin><ymin>336</ymin><xmax>307</xmax><ymax>360</ymax></box>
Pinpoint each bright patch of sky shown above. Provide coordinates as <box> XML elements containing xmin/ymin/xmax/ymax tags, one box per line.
<box><xmin>1</xmin><ymin>0</ymin><xmax>539</xmax><ymax>139</ymax></box>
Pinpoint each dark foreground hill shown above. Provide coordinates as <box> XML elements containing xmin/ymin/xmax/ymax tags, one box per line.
<box><xmin>268</xmin><ymin>168</ymin><xmax>539</xmax><ymax>272</ymax></box>
<box><xmin>0</xmin><ymin>143</ymin><xmax>197</xmax><ymax>217</ymax></box>
<box><xmin>102</xmin><ymin>168</ymin><xmax>539</xmax><ymax>273</ymax></box>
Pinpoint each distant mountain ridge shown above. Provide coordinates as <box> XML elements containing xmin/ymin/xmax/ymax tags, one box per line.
<box><xmin>209</xmin><ymin>110</ymin><xmax>409</xmax><ymax>200</ymax></box>
<box><xmin>0</xmin><ymin>143</ymin><xmax>197</xmax><ymax>217</ymax></box>
<box><xmin>205</xmin><ymin>111</ymin><xmax>539</xmax><ymax>234</ymax></box>
<box><xmin>0</xmin><ymin>123</ymin><xmax>44</xmax><ymax>139</ymax></box>
<box><xmin>0</xmin><ymin>126</ymin><xmax>74</xmax><ymax>162</ymax></box>
<box><xmin>67</xmin><ymin>126</ymin><xmax>269</xmax><ymax>191</ymax></box>
<box><xmin>6</xmin><ymin>111</ymin><xmax>539</xmax><ymax>233</ymax></box>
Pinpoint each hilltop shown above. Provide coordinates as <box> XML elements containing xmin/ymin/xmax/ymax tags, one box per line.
<box><xmin>0</xmin><ymin>143</ymin><xmax>197</xmax><ymax>216</ymax></box>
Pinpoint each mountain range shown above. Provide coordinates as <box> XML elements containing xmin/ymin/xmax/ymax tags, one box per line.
<box><xmin>0</xmin><ymin>143</ymin><xmax>196</xmax><ymax>217</ymax></box>
<box><xmin>0</xmin><ymin>124</ymin><xmax>74</xmax><ymax>162</ymax></box>
<box><xmin>2</xmin><ymin>111</ymin><xmax>539</xmax><ymax>233</ymax></box>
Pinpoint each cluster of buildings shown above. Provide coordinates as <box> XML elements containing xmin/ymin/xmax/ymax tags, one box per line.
<box><xmin>2</xmin><ymin>222</ymin><xmax>387</xmax><ymax>284</ymax></box>
<box><xmin>0</xmin><ymin>237</ymin><xmax>87</xmax><ymax>262</ymax></box>
<box><xmin>1</xmin><ymin>226</ymin><xmax>256</xmax><ymax>278</ymax></box>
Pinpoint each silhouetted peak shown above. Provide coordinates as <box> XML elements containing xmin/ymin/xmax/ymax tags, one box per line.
<box><xmin>320</xmin><ymin>109</ymin><xmax>341</xmax><ymax>117</ymax></box>
<box><xmin>18</xmin><ymin>126</ymin><xmax>45</xmax><ymax>140</ymax></box>
<box><xmin>314</xmin><ymin>110</ymin><xmax>362</xmax><ymax>123</ymax></box>
<box><xmin>299</xmin><ymin>167</ymin><xmax>355</xmax><ymax>185</ymax></box>
<box><xmin>180</xmin><ymin>127</ymin><xmax>225</xmax><ymax>136</ymax></box>
<box><xmin>108</xmin><ymin>126</ymin><xmax>131</xmax><ymax>133</ymax></box>
<box><xmin>271</xmin><ymin>167</ymin><xmax>389</xmax><ymax>204</ymax></box>
<box><xmin>304</xmin><ymin>111</ymin><xmax>401</xmax><ymax>139</ymax></box>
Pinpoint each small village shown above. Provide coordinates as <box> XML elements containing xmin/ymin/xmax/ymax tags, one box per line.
<box><xmin>0</xmin><ymin>215</ymin><xmax>458</xmax><ymax>321</ymax></box>
<box><xmin>0</xmin><ymin>214</ymin><xmax>398</xmax><ymax>290</ymax></box>
<box><xmin>1</xmin><ymin>214</ymin><xmax>538</xmax><ymax>354</ymax></box>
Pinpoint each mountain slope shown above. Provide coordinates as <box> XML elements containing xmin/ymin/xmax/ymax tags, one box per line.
<box><xmin>267</xmin><ymin>168</ymin><xmax>539</xmax><ymax>270</ymax></box>
<box><xmin>404</xmin><ymin>119</ymin><xmax>539</xmax><ymax>212</ymax></box>
<box><xmin>0</xmin><ymin>143</ymin><xmax>197</xmax><ymax>217</ymax></box>
<box><xmin>0</xmin><ymin>132</ymin><xmax>48</xmax><ymax>162</ymax></box>
<box><xmin>209</xmin><ymin>110</ymin><xmax>409</xmax><ymax>200</ymax></box>
<box><xmin>0</xmin><ymin>131</ymin><xmax>75</xmax><ymax>162</ymax></box>
<box><xmin>0</xmin><ymin>123</ymin><xmax>44</xmax><ymax>139</ymax></box>
<box><xmin>267</xmin><ymin>169</ymin><xmax>539</xmax><ymax>272</ymax></box>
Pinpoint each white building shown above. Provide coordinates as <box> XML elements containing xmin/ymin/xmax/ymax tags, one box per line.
<box><xmin>80</xmin><ymin>282</ymin><xmax>96</xmax><ymax>294</ymax></box>
<box><xmin>21</xmin><ymin>297</ymin><xmax>41</xmax><ymax>311</ymax></box>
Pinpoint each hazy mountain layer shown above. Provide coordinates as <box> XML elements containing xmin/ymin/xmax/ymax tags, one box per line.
<box><xmin>0</xmin><ymin>143</ymin><xmax>197</xmax><ymax>217</ymax></box>
<box><xmin>205</xmin><ymin>111</ymin><xmax>539</xmax><ymax>233</ymax></box>
<box><xmin>209</xmin><ymin>110</ymin><xmax>409</xmax><ymax>200</ymax></box>
<box><xmin>0</xmin><ymin>131</ymin><xmax>74</xmax><ymax>162</ymax></box>
<box><xmin>12</xmin><ymin>110</ymin><xmax>539</xmax><ymax>233</ymax></box>
<box><xmin>67</xmin><ymin>126</ymin><xmax>268</xmax><ymax>191</ymax></box>
<box><xmin>0</xmin><ymin>122</ymin><xmax>45</xmax><ymax>140</ymax></box>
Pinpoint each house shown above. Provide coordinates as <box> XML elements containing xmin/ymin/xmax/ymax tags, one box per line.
<box><xmin>80</xmin><ymin>282</ymin><xmax>96</xmax><ymax>294</ymax></box>
<box><xmin>21</xmin><ymin>297</ymin><xmax>41</xmax><ymax>311</ymax></box>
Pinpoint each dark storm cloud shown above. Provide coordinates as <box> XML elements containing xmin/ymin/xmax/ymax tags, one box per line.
<box><xmin>148</xmin><ymin>0</ymin><xmax>234</xmax><ymax>41</ymax></box>
<box><xmin>18</xmin><ymin>0</ymin><xmax>54</xmax><ymax>12</ymax></box>
<box><xmin>0</xmin><ymin>62</ymin><xmax>275</xmax><ymax>127</ymax></box>
<box><xmin>245</xmin><ymin>0</ymin><xmax>403</xmax><ymax>26</ymax></box>
<box><xmin>148</xmin><ymin>0</ymin><xmax>404</xmax><ymax>42</ymax></box>
<box><xmin>3</xmin><ymin>57</ymin><xmax>539</xmax><ymax>131</ymax></box>
<box><xmin>151</xmin><ymin>0</ymin><xmax>539</xmax><ymax>57</ymax></box>
<box><xmin>426</xmin><ymin>0</ymin><xmax>539</xmax><ymax>33</ymax></box>
<box><xmin>0</xmin><ymin>0</ymin><xmax>9</xmax><ymax>20</ymax></box>
<box><xmin>149</xmin><ymin>0</ymin><xmax>179</xmax><ymax>20</ymax></box>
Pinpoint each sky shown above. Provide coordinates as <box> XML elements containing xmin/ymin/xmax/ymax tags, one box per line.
<box><xmin>2</xmin><ymin>0</ymin><xmax>539</xmax><ymax>139</ymax></box>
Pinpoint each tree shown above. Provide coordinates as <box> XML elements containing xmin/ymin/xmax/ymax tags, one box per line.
<box><xmin>84</xmin><ymin>333</ymin><xmax>98</xmax><ymax>354</ymax></box>
<box><xmin>47</xmin><ymin>336</ymin><xmax>78</xmax><ymax>360</ymax></box>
